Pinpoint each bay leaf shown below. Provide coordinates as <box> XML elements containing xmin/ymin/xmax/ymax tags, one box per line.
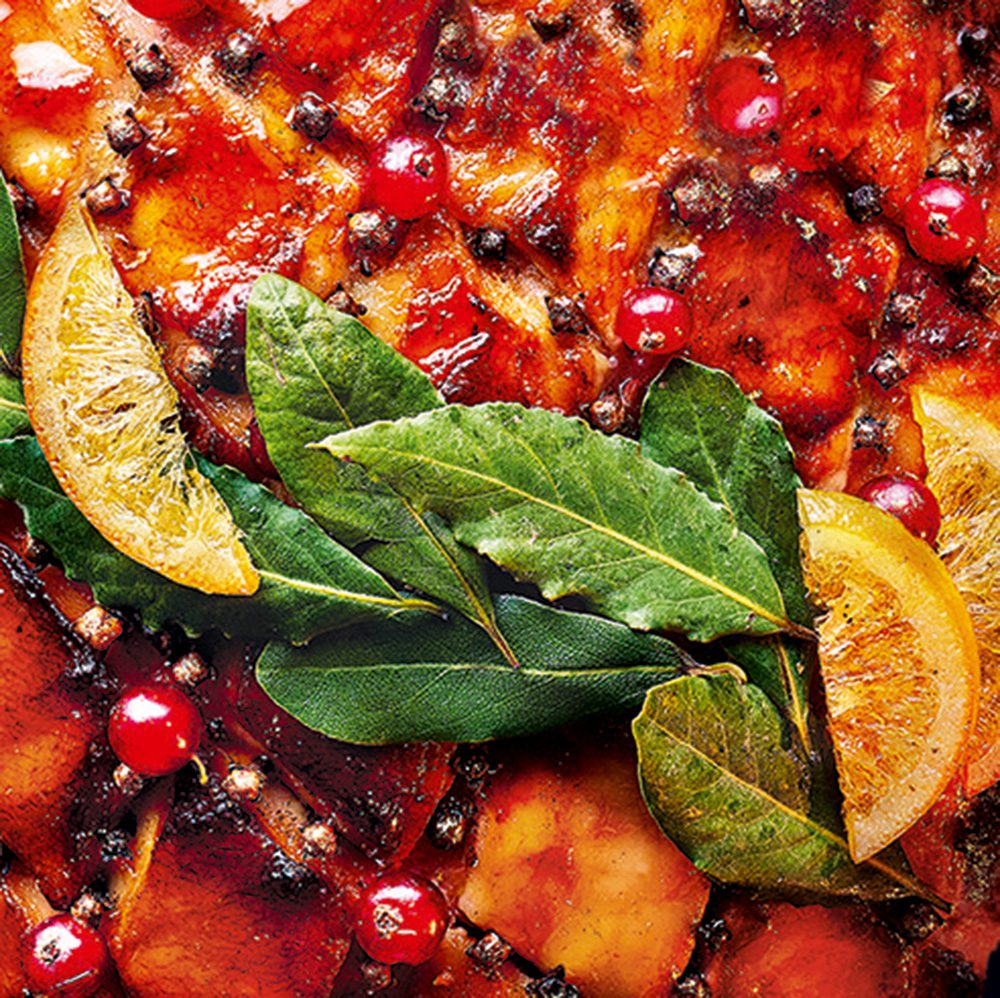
<box><xmin>0</xmin><ymin>371</ymin><xmax>29</xmax><ymax>439</ymax></box>
<box><xmin>633</xmin><ymin>674</ymin><xmax>940</xmax><ymax>904</ymax></box>
<box><xmin>319</xmin><ymin>403</ymin><xmax>802</xmax><ymax>643</ymax></box>
<box><xmin>257</xmin><ymin>594</ymin><xmax>691</xmax><ymax>743</ymax></box>
<box><xmin>246</xmin><ymin>274</ymin><xmax>513</xmax><ymax>663</ymax></box>
<box><xmin>0</xmin><ymin>437</ymin><xmax>434</xmax><ymax>642</ymax></box>
<box><xmin>0</xmin><ymin>172</ymin><xmax>25</xmax><ymax>372</ymax></box>
<box><xmin>640</xmin><ymin>360</ymin><xmax>814</xmax><ymax>747</ymax></box>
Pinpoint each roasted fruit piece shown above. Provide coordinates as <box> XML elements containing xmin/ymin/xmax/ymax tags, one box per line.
<box><xmin>0</xmin><ymin>546</ymin><xmax>119</xmax><ymax>906</ymax></box>
<box><xmin>110</xmin><ymin>775</ymin><xmax>353</xmax><ymax>996</ymax></box>
<box><xmin>459</xmin><ymin>735</ymin><xmax>710</xmax><ymax>995</ymax></box>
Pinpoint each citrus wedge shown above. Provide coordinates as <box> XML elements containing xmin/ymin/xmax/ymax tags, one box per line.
<box><xmin>799</xmin><ymin>489</ymin><xmax>979</xmax><ymax>862</ymax></box>
<box><xmin>912</xmin><ymin>387</ymin><xmax>1000</xmax><ymax>794</ymax></box>
<box><xmin>22</xmin><ymin>203</ymin><xmax>258</xmax><ymax>596</ymax></box>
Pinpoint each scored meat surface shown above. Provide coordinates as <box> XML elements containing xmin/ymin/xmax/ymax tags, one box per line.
<box><xmin>1</xmin><ymin>0</ymin><xmax>1000</xmax><ymax>994</ymax></box>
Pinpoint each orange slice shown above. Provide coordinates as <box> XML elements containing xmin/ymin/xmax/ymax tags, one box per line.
<box><xmin>22</xmin><ymin>203</ymin><xmax>258</xmax><ymax>596</ymax></box>
<box><xmin>799</xmin><ymin>489</ymin><xmax>979</xmax><ymax>862</ymax></box>
<box><xmin>912</xmin><ymin>387</ymin><xmax>1000</xmax><ymax>794</ymax></box>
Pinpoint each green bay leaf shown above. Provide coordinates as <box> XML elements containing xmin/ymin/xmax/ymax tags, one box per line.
<box><xmin>633</xmin><ymin>675</ymin><xmax>941</xmax><ymax>904</ymax></box>
<box><xmin>0</xmin><ymin>371</ymin><xmax>29</xmax><ymax>439</ymax></box>
<box><xmin>257</xmin><ymin>594</ymin><xmax>690</xmax><ymax>743</ymax></box>
<box><xmin>0</xmin><ymin>172</ymin><xmax>25</xmax><ymax>371</ymax></box>
<box><xmin>319</xmin><ymin>403</ymin><xmax>800</xmax><ymax>643</ymax></box>
<box><xmin>640</xmin><ymin>360</ymin><xmax>814</xmax><ymax>746</ymax></box>
<box><xmin>0</xmin><ymin>437</ymin><xmax>433</xmax><ymax>643</ymax></box>
<box><xmin>246</xmin><ymin>274</ymin><xmax>513</xmax><ymax>663</ymax></box>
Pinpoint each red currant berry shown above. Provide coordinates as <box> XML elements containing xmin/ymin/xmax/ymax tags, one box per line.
<box><xmin>903</xmin><ymin>179</ymin><xmax>986</xmax><ymax>267</ymax></box>
<box><xmin>355</xmin><ymin>873</ymin><xmax>449</xmax><ymax>965</ymax></box>
<box><xmin>108</xmin><ymin>685</ymin><xmax>202</xmax><ymax>777</ymax></box>
<box><xmin>21</xmin><ymin>914</ymin><xmax>111</xmax><ymax>998</ymax></box>
<box><xmin>858</xmin><ymin>473</ymin><xmax>942</xmax><ymax>543</ymax></box>
<box><xmin>616</xmin><ymin>287</ymin><xmax>693</xmax><ymax>354</ymax></box>
<box><xmin>367</xmin><ymin>134</ymin><xmax>447</xmax><ymax>220</ymax></box>
<box><xmin>126</xmin><ymin>0</ymin><xmax>204</xmax><ymax>18</ymax></box>
<box><xmin>704</xmin><ymin>56</ymin><xmax>783</xmax><ymax>138</ymax></box>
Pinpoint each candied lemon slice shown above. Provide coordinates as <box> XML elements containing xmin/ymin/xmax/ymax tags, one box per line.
<box><xmin>22</xmin><ymin>203</ymin><xmax>258</xmax><ymax>595</ymax></box>
<box><xmin>912</xmin><ymin>387</ymin><xmax>1000</xmax><ymax>794</ymax></box>
<box><xmin>799</xmin><ymin>489</ymin><xmax>979</xmax><ymax>862</ymax></box>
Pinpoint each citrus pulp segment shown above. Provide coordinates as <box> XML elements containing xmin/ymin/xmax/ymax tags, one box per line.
<box><xmin>799</xmin><ymin>489</ymin><xmax>979</xmax><ymax>863</ymax></box>
<box><xmin>912</xmin><ymin>388</ymin><xmax>1000</xmax><ymax>794</ymax></box>
<box><xmin>22</xmin><ymin>204</ymin><xmax>258</xmax><ymax>596</ymax></box>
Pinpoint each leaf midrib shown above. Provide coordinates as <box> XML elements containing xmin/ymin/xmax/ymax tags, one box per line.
<box><xmin>268</xmin><ymin>660</ymin><xmax>685</xmax><ymax>679</ymax></box>
<box><xmin>328</xmin><ymin>440</ymin><xmax>798</xmax><ymax>635</ymax></box>
<box><xmin>256</xmin><ymin>568</ymin><xmax>438</xmax><ymax>613</ymax></box>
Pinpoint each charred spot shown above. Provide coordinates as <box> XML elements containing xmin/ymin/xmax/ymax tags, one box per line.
<box><xmin>5</xmin><ymin>176</ymin><xmax>35</xmax><ymax>219</ymax></box>
<box><xmin>99</xmin><ymin>827</ymin><xmax>132</xmax><ymax>863</ymax></box>
<box><xmin>167</xmin><ymin>770</ymin><xmax>249</xmax><ymax>838</ymax></box>
<box><xmin>611</xmin><ymin>0</ymin><xmax>645</xmax><ymax>42</ymax></box>
<box><xmin>943</xmin><ymin>85</ymin><xmax>991</xmax><ymax>127</ymax></box>
<box><xmin>523</xmin><ymin>197</ymin><xmax>572</xmax><ymax>263</ymax></box>
<box><xmin>853</xmin><ymin>414</ymin><xmax>888</xmax><ymax>451</ymax></box>
<box><xmin>957</xmin><ymin>24</ymin><xmax>994</xmax><ymax>65</ymax></box>
<box><xmin>466</xmin><ymin>930</ymin><xmax>512</xmax><ymax>973</ymax></box>
<box><xmin>545</xmin><ymin>294</ymin><xmax>589</xmax><ymax>335</ymax></box>
<box><xmin>326</xmin><ymin>283</ymin><xmax>367</xmax><ymax>317</ymax></box>
<box><xmin>467</xmin><ymin>226</ymin><xmax>508</xmax><ymax>262</ymax></box>
<box><xmin>648</xmin><ymin>246</ymin><xmax>699</xmax><ymax>291</ymax></box>
<box><xmin>844</xmin><ymin>184</ymin><xmax>883</xmax><ymax>224</ymax></box>
<box><xmin>348</xmin><ymin>209</ymin><xmax>403</xmax><ymax>275</ymax></box>
<box><xmin>875</xmin><ymin>898</ymin><xmax>944</xmax><ymax>942</ymax></box>
<box><xmin>215</xmin><ymin>30</ymin><xmax>264</xmax><ymax>83</ymax></box>
<box><xmin>669</xmin><ymin>162</ymin><xmax>733</xmax><ymax>228</ymax></box>
<box><xmin>957</xmin><ymin>781</ymin><xmax>1000</xmax><ymax>912</ymax></box>
<box><xmin>912</xmin><ymin>946</ymin><xmax>980</xmax><ymax>998</ymax></box>
<box><xmin>951</xmin><ymin>259</ymin><xmax>1000</xmax><ymax>311</ymax></box>
<box><xmin>341</xmin><ymin>792</ymin><xmax>405</xmax><ymax>856</ymax></box>
<box><xmin>189</xmin><ymin>287</ymin><xmax>252</xmax><ymax>392</ymax></box>
<box><xmin>23</xmin><ymin>536</ymin><xmax>53</xmax><ymax>569</ymax></box>
<box><xmin>867</xmin><ymin>350</ymin><xmax>908</xmax><ymax>390</ymax></box>
<box><xmin>82</xmin><ymin>177</ymin><xmax>129</xmax><ymax>216</ymax></box>
<box><xmin>426</xmin><ymin>794</ymin><xmax>472</xmax><ymax>850</ymax></box>
<box><xmin>412</xmin><ymin>69</ymin><xmax>471</xmax><ymax>121</ymax></box>
<box><xmin>262</xmin><ymin>849</ymin><xmax>318</xmax><ymax>899</ymax></box>
<box><xmin>672</xmin><ymin>973</ymin><xmax>711</xmax><ymax>998</ymax></box>
<box><xmin>290</xmin><ymin>93</ymin><xmax>336</xmax><ymax>142</ymax></box>
<box><xmin>528</xmin><ymin>966</ymin><xmax>582</xmax><ymax>998</ymax></box>
<box><xmin>105</xmin><ymin>109</ymin><xmax>147</xmax><ymax>157</ymax></box>
<box><xmin>127</xmin><ymin>44</ymin><xmax>172</xmax><ymax>90</ymax></box>
<box><xmin>528</xmin><ymin>10</ymin><xmax>573</xmax><ymax>43</ymax></box>
<box><xmin>735</xmin><ymin>333</ymin><xmax>765</xmax><ymax>365</ymax></box>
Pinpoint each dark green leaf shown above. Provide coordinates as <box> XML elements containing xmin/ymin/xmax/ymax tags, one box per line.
<box><xmin>0</xmin><ymin>372</ymin><xmax>29</xmax><ymax>439</ymax></box>
<box><xmin>633</xmin><ymin>675</ymin><xmax>941</xmax><ymax>904</ymax></box>
<box><xmin>0</xmin><ymin>437</ymin><xmax>434</xmax><ymax>642</ymax></box>
<box><xmin>257</xmin><ymin>594</ymin><xmax>691</xmax><ymax>743</ymax></box>
<box><xmin>0</xmin><ymin>173</ymin><xmax>25</xmax><ymax>371</ymax></box>
<box><xmin>246</xmin><ymin>275</ymin><xmax>512</xmax><ymax>663</ymax></box>
<box><xmin>640</xmin><ymin>360</ymin><xmax>813</xmax><ymax>745</ymax></box>
<box><xmin>319</xmin><ymin>403</ymin><xmax>801</xmax><ymax>643</ymax></box>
